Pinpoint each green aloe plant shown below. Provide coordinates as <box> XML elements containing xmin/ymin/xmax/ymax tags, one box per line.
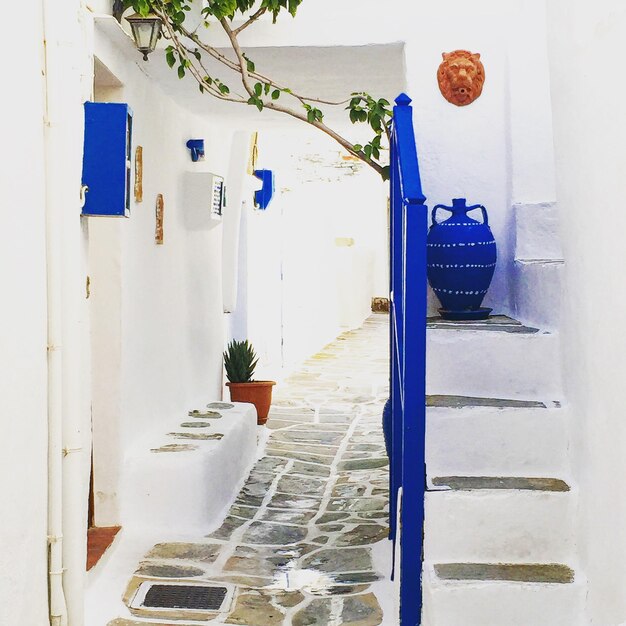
<box><xmin>223</xmin><ymin>340</ymin><xmax>259</xmax><ymax>383</ymax></box>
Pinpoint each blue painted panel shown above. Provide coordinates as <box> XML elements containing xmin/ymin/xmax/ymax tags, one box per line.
<box><xmin>82</xmin><ymin>102</ymin><xmax>133</xmax><ymax>217</ymax></box>
<box><xmin>253</xmin><ymin>169</ymin><xmax>275</xmax><ymax>210</ymax></box>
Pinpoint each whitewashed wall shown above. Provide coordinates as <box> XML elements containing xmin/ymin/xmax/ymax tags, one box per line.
<box><xmin>89</xmin><ymin>17</ymin><xmax>235</xmax><ymax>526</ymax></box>
<box><xmin>403</xmin><ymin>0</ymin><xmax>557</xmax><ymax>316</ymax></box>
<box><xmin>234</xmin><ymin>128</ymin><xmax>388</xmax><ymax>380</ymax></box>
<box><xmin>0</xmin><ymin>4</ymin><xmax>49</xmax><ymax>624</ymax></box>
<box><xmin>548</xmin><ymin>3</ymin><xmax>626</xmax><ymax>624</ymax></box>
<box><xmin>196</xmin><ymin>0</ymin><xmax>559</xmax><ymax>318</ymax></box>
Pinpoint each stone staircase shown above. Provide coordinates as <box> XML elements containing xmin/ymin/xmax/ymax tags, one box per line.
<box><xmin>421</xmin><ymin>314</ymin><xmax>585</xmax><ymax>625</ymax></box>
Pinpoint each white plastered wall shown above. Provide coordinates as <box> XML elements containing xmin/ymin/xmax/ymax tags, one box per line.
<box><xmin>402</xmin><ymin>0</ymin><xmax>558</xmax><ymax>317</ymax></box>
<box><xmin>89</xmin><ymin>17</ymin><xmax>237</xmax><ymax>526</ymax></box>
<box><xmin>235</xmin><ymin>127</ymin><xmax>389</xmax><ymax>379</ymax></box>
<box><xmin>0</xmin><ymin>4</ymin><xmax>49</xmax><ymax>624</ymax></box>
<box><xmin>547</xmin><ymin>2</ymin><xmax>626</xmax><ymax>624</ymax></box>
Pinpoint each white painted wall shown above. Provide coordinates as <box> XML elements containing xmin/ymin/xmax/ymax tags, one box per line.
<box><xmin>403</xmin><ymin>0</ymin><xmax>557</xmax><ymax>316</ymax></box>
<box><xmin>548</xmin><ymin>3</ymin><xmax>626</xmax><ymax>624</ymax></box>
<box><xmin>0</xmin><ymin>4</ymin><xmax>49</xmax><ymax>624</ymax></box>
<box><xmin>237</xmin><ymin>128</ymin><xmax>388</xmax><ymax>380</ymax></box>
<box><xmin>89</xmin><ymin>17</ymin><xmax>237</xmax><ymax>526</ymax></box>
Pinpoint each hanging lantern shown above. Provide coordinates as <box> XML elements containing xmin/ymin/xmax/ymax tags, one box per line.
<box><xmin>126</xmin><ymin>12</ymin><xmax>162</xmax><ymax>61</ymax></box>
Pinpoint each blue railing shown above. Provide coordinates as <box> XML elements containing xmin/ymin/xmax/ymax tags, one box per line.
<box><xmin>389</xmin><ymin>93</ymin><xmax>428</xmax><ymax>625</ymax></box>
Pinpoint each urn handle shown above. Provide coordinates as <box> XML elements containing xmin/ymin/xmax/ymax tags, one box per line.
<box><xmin>467</xmin><ymin>204</ymin><xmax>489</xmax><ymax>226</ymax></box>
<box><xmin>431</xmin><ymin>204</ymin><xmax>452</xmax><ymax>226</ymax></box>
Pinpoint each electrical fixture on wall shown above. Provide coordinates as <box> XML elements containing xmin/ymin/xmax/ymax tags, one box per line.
<box><xmin>186</xmin><ymin>139</ymin><xmax>205</xmax><ymax>162</ymax></box>
<box><xmin>183</xmin><ymin>172</ymin><xmax>225</xmax><ymax>225</ymax></box>
<box><xmin>253</xmin><ymin>169</ymin><xmax>275</xmax><ymax>211</ymax></box>
<box><xmin>126</xmin><ymin>12</ymin><xmax>162</xmax><ymax>61</ymax></box>
<box><xmin>82</xmin><ymin>102</ymin><xmax>133</xmax><ymax>217</ymax></box>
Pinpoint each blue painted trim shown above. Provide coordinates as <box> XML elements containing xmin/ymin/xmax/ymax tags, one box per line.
<box><xmin>388</xmin><ymin>92</ymin><xmax>427</xmax><ymax>625</ymax></box>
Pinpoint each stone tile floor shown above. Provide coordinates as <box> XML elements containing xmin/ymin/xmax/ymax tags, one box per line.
<box><xmin>110</xmin><ymin>314</ymin><xmax>391</xmax><ymax>626</ymax></box>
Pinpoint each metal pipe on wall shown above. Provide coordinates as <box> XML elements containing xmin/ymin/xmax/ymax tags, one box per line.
<box><xmin>43</xmin><ymin>1</ymin><xmax>91</xmax><ymax>624</ymax></box>
<box><xmin>42</xmin><ymin>0</ymin><xmax>69</xmax><ymax>619</ymax></box>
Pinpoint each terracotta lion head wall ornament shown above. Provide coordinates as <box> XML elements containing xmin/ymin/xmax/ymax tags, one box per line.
<box><xmin>438</xmin><ymin>50</ymin><xmax>485</xmax><ymax>106</ymax></box>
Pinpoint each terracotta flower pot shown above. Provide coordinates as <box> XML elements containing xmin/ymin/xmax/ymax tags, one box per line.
<box><xmin>226</xmin><ymin>381</ymin><xmax>276</xmax><ymax>425</ymax></box>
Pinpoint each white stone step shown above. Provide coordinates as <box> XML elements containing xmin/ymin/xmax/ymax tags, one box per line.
<box><xmin>514</xmin><ymin>202</ymin><xmax>563</xmax><ymax>261</ymax></box>
<box><xmin>424</xmin><ymin>477</ymin><xmax>575</xmax><ymax>563</ymax></box>
<box><xmin>427</xmin><ymin>317</ymin><xmax>562</xmax><ymax>400</ymax></box>
<box><xmin>426</xmin><ymin>397</ymin><xmax>568</xmax><ymax>477</ymax></box>
<box><xmin>513</xmin><ymin>259</ymin><xmax>564</xmax><ymax>331</ymax></box>
<box><xmin>422</xmin><ymin>562</ymin><xmax>586</xmax><ymax>626</ymax></box>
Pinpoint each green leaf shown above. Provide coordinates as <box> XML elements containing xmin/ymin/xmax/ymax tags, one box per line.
<box><xmin>271</xmin><ymin>89</ymin><xmax>280</xmax><ymax>100</ymax></box>
<box><xmin>352</xmin><ymin>144</ymin><xmax>362</xmax><ymax>152</ymax></box>
<box><xmin>178</xmin><ymin>64</ymin><xmax>186</xmax><ymax>79</ymax></box>
<box><xmin>254</xmin><ymin>82</ymin><xmax>262</xmax><ymax>96</ymax></box>
<box><xmin>243</xmin><ymin>53</ymin><xmax>256</xmax><ymax>73</ymax></box>
<box><xmin>247</xmin><ymin>95</ymin><xmax>264</xmax><ymax>111</ymax></box>
<box><xmin>166</xmin><ymin>48</ymin><xmax>176</xmax><ymax>68</ymax></box>
<box><xmin>218</xmin><ymin>83</ymin><xmax>230</xmax><ymax>94</ymax></box>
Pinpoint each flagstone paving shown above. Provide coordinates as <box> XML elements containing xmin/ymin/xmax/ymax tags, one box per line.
<box><xmin>112</xmin><ymin>314</ymin><xmax>390</xmax><ymax>625</ymax></box>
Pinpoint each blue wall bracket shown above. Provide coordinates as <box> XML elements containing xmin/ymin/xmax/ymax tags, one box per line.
<box><xmin>186</xmin><ymin>139</ymin><xmax>205</xmax><ymax>162</ymax></box>
<box><xmin>253</xmin><ymin>169</ymin><xmax>275</xmax><ymax>210</ymax></box>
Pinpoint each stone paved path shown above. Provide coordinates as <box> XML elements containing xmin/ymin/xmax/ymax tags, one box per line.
<box><xmin>111</xmin><ymin>314</ymin><xmax>390</xmax><ymax>626</ymax></box>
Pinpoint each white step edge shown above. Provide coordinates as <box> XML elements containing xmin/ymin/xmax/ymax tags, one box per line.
<box><xmin>513</xmin><ymin>259</ymin><xmax>564</xmax><ymax>332</ymax></box>
<box><xmin>426</xmin><ymin>405</ymin><xmax>569</xmax><ymax>477</ymax></box>
<box><xmin>427</xmin><ymin>329</ymin><xmax>562</xmax><ymax>400</ymax></box>
<box><xmin>424</xmin><ymin>486</ymin><xmax>576</xmax><ymax>563</ymax></box>
<box><xmin>514</xmin><ymin>202</ymin><xmax>563</xmax><ymax>260</ymax></box>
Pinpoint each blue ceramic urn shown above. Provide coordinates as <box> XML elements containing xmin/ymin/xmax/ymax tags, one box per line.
<box><xmin>427</xmin><ymin>198</ymin><xmax>497</xmax><ymax>320</ymax></box>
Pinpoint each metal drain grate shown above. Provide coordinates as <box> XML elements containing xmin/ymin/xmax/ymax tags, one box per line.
<box><xmin>142</xmin><ymin>584</ymin><xmax>228</xmax><ymax>611</ymax></box>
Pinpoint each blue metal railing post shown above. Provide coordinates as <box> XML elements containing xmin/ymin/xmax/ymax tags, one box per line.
<box><xmin>389</xmin><ymin>119</ymin><xmax>404</xmax><ymax>547</ymax></box>
<box><xmin>388</xmin><ymin>93</ymin><xmax>427</xmax><ymax>626</ymax></box>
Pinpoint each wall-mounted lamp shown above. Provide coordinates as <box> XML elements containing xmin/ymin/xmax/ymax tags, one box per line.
<box><xmin>253</xmin><ymin>169</ymin><xmax>275</xmax><ymax>211</ymax></box>
<box><xmin>186</xmin><ymin>139</ymin><xmax>205</xmax><ymax>162</ymax></box>
<box><xmin>126</xmin><ymin>12</ymin><xmax>162</xmax><ymax>61</ymax></box>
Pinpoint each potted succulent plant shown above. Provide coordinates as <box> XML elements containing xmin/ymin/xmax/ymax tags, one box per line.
<box><xmin>224</xmin><ymin>340</ymin><xmax>276</xmax><ymax>426</ymax></box>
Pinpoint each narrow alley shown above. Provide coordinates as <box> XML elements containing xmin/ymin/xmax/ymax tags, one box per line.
<box><xmin>108</xmin><ymin>314</ymin><xmax>391</xmax><ymax>625</ymax></box>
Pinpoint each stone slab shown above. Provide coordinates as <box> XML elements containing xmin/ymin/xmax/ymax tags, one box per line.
<box><xmin>431</xmin><ymin>476</ymin><xmax>570</xmax><ymax>492</ymax></box>
<box><xmin>435</xmin><ymin>562</ymin><xmax>575</xmax><ymax>584</ymax></box>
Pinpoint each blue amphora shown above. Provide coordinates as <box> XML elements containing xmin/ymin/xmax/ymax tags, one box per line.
<box><xmin>426</xmin><ymin>198</ymin><xmax>497</xmax><ymax>320</ymax></box>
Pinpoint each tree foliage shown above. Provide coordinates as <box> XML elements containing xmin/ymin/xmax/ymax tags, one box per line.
<box><xmin>123</xmin><ymin>0</ymin><xmax>392</xmax><ymax>179</ymax></box>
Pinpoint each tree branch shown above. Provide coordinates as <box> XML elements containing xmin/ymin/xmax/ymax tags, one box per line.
<box><xmin>233</xmin><ymin>6</ymin><xmax>267</xmax><ymax>35</ymax></box>
<box><xmin>145</xmin><ymin>0</ymin><xmax>388</xmax><ymax>178</ymax></box>
<box><xmin>219</xmin><ymin>17</ymin><xmax>255</xmax><ymax>97</ymax></box>
<box><xmin>178</xmin><ymin>23</ymin><xmax>352</xmax><ymax>107</ymax></box>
